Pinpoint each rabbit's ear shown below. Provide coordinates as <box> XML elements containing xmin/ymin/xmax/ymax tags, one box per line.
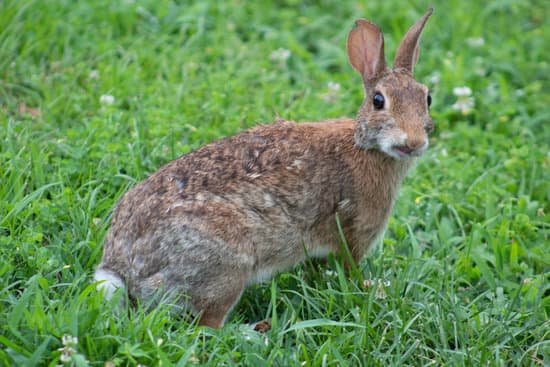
<box><xmin>394</xmin><ymin>8</ymin><xmax>433</xmax><ymax>72</ymax></box>
<box><xmin>347</xmin><ymin>19</ymin><xmax>386</xmax><ymax>82</ymax></box>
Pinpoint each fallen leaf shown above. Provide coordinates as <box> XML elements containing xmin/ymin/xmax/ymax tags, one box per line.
<box><xmin>18</xmin><ymin>103</ymin><xmax>41</xmax><ymax>118</ymax></box>
<box><xmin>252</xmin><ymin>319</ymin><xmax>272</xmax><ymax>333</ymax></box>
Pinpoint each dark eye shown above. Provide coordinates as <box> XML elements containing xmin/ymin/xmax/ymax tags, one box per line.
<box><xmin>427</xmin><ymin>93</ymin><xmax>432</xmax><ymax>107</ymax></box>
<box><xmin>373</xmin><ymin>92</ymin><xmax>385</xmax><ymax>110</ymax></box>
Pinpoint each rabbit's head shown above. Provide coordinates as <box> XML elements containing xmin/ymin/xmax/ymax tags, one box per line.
<box><xmin>348</xmin><ymin>8</ymin><xmax>433</xmax><ymax>160</ymax></box>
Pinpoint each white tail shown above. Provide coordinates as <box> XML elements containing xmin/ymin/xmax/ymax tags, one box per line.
<box><xmin>93</xmin><ymin>268</ymin><xmax>125</xmax><ymax>300</ymax></box>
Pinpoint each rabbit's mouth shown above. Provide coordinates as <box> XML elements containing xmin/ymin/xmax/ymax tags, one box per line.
<box><xmin>390</xmin><ymin>143</ymin><xmax>427</xmax><ymax>159</ymax></box>
<box><xmin>393</xmin><ymin>145</ymin><xmax>416</xmax><ymax>157</ymax></box>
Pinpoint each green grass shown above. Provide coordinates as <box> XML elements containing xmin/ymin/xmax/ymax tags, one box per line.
<box><xmin>0</xmin><ymin>0</ymin><xmax>548</xmax><ymax>365</ymax></box>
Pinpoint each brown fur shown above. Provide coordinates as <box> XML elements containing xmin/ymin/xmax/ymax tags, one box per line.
<box><xmin>95</xmin><ymin>9</ymin><xmax>434</xmax><ymax>328</ymax></box>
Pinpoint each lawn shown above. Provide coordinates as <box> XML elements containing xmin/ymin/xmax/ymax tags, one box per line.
<box><xmin>0</xmin><ymin>0</ymin><xmax>548</xmax><ymax>366</ymax></box>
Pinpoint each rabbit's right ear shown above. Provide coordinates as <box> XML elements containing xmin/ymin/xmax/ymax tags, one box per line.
<box><xmin>347</xmin><ymin>20</ymin><xmax>386</xmax><ymax>83</ymax></box>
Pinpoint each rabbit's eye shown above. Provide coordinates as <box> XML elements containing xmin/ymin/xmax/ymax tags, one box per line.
<box><xmin>427</xmin><ymin>93</ymin><xmax>432</xmax><ymax>107</ymax></box>
<box><xmin>373</xmin><ymin>92</ymin><xmax>385</xmax><ymax>110</ymax></box>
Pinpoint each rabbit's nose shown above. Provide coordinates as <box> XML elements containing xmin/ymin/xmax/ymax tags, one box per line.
<box><xmin>394</xmin><ymin>138</ymin><xmax>425</xmax><ymax>156</ymax></box>
<box><xmin>406</xmin><ymin>137</ymin><xmax>426</xmax><ymax>151</ymax></box>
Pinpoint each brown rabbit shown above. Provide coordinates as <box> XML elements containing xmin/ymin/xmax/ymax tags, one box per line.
<box><xmin>94</xmin><ymin>8</ymin><xmax>434</xmax><ymax>328</ymax></box>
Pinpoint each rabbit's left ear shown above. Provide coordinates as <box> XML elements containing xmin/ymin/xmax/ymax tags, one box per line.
<box><xmin>394</xmin><ymin>8</ymin><xmax>433</xmax><ymax>72</ymax></box>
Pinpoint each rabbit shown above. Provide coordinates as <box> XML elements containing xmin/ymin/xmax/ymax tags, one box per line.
<box><xmin>94</xmin><ymin>8</ymin><xmax>434</xmax><ymax>328</ymax></box>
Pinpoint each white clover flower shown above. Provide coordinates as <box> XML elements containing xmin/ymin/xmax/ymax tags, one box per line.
<box><xmin>188</xmin><ymin>355</ymin><xmax>200</xmax><ymax>364</ymax></box>
<box><xmin>515</xmin><ymin>89</ymin><xmax>525</xmax><ymax>97</ymax></box>
<box><xmin>327</xmin><ymin>81</ymin><xmax>341</xmax><ymax>92</ymax></box>
<box><xmin>363</xmin><ymin>278</ymin><xmax>391</xmax><ymax>290</ymax></box>
<box><xmin>58</xmin><ymin>338</ymin><xmax>76</xmax><ymax>364</ymax></box>
<box><xmin>473</xmin><ymin>57</ymin><xmax>486</xmax><ymax>76</ymax></box>
<box><xmin>89</xmin><ymin>69</ymin><xmax>100</xmax><ymax>79</ymax></box>
<box><xmin>428</xmin><ymin>72</ymin><xmax>440</xmax><ymax>85</ymax></box>
<box><xmin>375</xmin><ymin>283</ymin><xmax>387</xmax><ymax>299</ymax></box>
<box><xmin>59</xmin><ymin>353</ymin><xmax>72</xmax><ymax>363</ymax></box>
<box><xmin>474</xmin><ymin>67</ymin><xmax>486</xmax><ymax>77</ymax></box>
<box><xmin>57</xmin><ymin>334</ymin><xmax>87</xmax><ymax>365</ymax></box>
<box><xmin>325</xmin><ymin>269</ymin><xmax>337</xmax><ymax>277</ymax></box>
<box><xmin>452</xmin><ymin>85</ymin><xmax>475</xmax><ymax>114</ymax></box>
<box><xmin>466</xmin><ymin>37</ymin><xmax>485</xmax><ymax>47</ymax></box>
<box><xmin>100</xmin><ymin>94</ymin><xmax>115</xmax><ymax>105</ymax></box>
<box><xmin>321</xmin><ymin>81</ymin><xmax>341</xmax><ymax>103</ymax></box>
<box><xmin>451</xmin><ymin>97</ymin><xmax>475</xmax><ymax>115</ymax></box>
<box><xmin>363</xmin><ymin>279</ymin><xmax>374</xmax><ymax>288</ymax></box>
<box><xmin>452</xmin><ymin>86</ymin><xmax>472</xmax><ymax>97</ymax></box>
<box><xmin>61</xmin><ymin>335</ymin><xmax>78</xmax><ymax>347</ymax></box>
<box><xmin>270</xmin><ymin>48</ymin><xmax>291</xmax><ymax>66</ymax></box>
